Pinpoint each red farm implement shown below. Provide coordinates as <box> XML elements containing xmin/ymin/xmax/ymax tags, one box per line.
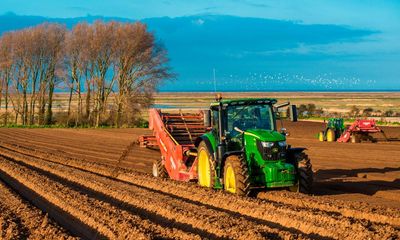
<box><xmin>139</xmin><ymin>109</ymin><xmax>208</xmax><ymax>181</ymax></box>
<box><xmin>337</xmin><ymin>119</ymin><xmax>388</xmax><ymax>143</ymax></box>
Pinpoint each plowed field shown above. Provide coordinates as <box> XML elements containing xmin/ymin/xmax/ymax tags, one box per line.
<box><xmin>0</xmin><ymin>121</ymin><xmax>399</xmax><ymax>239</ymax></box>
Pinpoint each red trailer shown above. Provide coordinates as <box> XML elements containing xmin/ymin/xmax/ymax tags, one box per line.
<box><xmin>337</xmin><ymin>119</ymin><xmax>387</xmax><ymax>143</ymax></box>
<box><xmin>139</xmin><ymin>109</ymin><xmax>208</xmax><ymax>181</ymax></box>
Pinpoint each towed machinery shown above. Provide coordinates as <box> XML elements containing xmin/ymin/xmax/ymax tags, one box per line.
<box><xmin>337</xmin><ymin>119</ymin><xmax>388</xmax><ymax>143</ymax></box>
<box><xmin>319</xmin><ymin>118</ymin><xmax>388</xmax><ymax>143</ymax></box>
<box><xmin>140</xmin><ymin>96</ymin><xmax>313</xmax><ymax>196</ymax></box>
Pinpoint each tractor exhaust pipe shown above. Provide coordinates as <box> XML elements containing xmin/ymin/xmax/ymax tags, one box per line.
<box><xmin>216</xmin><ymin>95</ymin><xmax>226</xmax><ymax>167</ymax></box>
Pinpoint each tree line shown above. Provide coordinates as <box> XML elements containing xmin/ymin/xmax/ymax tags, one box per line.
<box><xmin>0</xmin><ymin>21</ymin><xmax>173</xmax><ymax>127</ymax></box>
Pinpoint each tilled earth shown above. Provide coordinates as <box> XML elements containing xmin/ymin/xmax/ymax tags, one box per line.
<box><xmin>0</xmin><ymin>122</ymin><xmax>399</xmax><ymax>239</ymax></box>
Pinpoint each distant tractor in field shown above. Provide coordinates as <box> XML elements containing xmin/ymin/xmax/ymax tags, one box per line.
<box><xmin>319</xmin><ymin>118</ymin><xmax>388</xmax><ymax>143</ymax></box>
<box><xmin>318</xmin><ymin>118</ymin><xmax>345</xmax><ymax>142</ymax></box>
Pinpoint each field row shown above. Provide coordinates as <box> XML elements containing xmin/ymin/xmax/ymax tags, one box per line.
<box><xmin>0</xmin><ymin>142</ymin><xmax>398</xmax><ymax>239</ymax></box>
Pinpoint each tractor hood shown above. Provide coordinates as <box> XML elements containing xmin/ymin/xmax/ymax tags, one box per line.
<box><xmin>244</xmin><ymin>129</ymin><xmax>286</xmax><ymax>142</ymax></box>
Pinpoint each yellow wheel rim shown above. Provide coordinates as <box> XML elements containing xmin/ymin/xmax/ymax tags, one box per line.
<box><xmin>224</xmin><ymin>165</ymin><xmax>236</xmax><ymax>193</ymax></box>
<box><xmin>319</xmin><ymin>132</ymin><xmax>324</xmax><ymax>142</ymax></box>
<box><xmin>327</xmin><ymin>130</ymin><xmax>334</xmax><ymax>142</ymax></box>
<box><xmin>198</xmin><ymin>149</ymin><xmax>211</xmax><ymax>187</ymax></box>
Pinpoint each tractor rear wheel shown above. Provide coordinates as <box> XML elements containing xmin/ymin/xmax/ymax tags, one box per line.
<box><xmin>197</xmin><ymin>141</ymin><xmax>215</xmax><ymax>188</ymax></box>
<box><xmin>223</xmin><ymin>155</ymin><xmax>251</xmax><ymax>196</ymax></box>
<box><xmin>152</xmin><ymin>158</ymin><xmax>167</xmax><ymax>178</ymax></box>
<box><xmin>289</xmin><ymin>153</ymin><xmax>313</xmax><ymax>194</ymax></box>
<box><xmin>318</xmin><ymin>131</ymin><xmax>325</xmax><ymax>141</ymax></box>
<box><xmin>326</xmin><ymin>129</ymin><xmax>336</xmax><ymax>142</ymax></box>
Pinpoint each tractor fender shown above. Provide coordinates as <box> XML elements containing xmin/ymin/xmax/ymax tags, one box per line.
<box><xmin>195</xmin><ymin>136</ymin><xmax>215</xmax><ymax>157</ymax></box>
<box><xmin>287</xmin><ymin>147</ymin><xmax>307</xmax><ymax>163</ymax></box>
<box><xmin>221</xmin><ymin>151</ymin><xmax>244</xmax><ymax>175</ymax></box>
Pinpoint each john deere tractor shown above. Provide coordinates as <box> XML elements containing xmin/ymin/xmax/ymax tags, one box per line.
<box><xmin>195</xmin><ymin>97</ymin><xmax>313</xmax><ymax>196</ymax></box>
<box><xmin>318</xmin><ymin>118</ymin><xmax>345</xmax><ymax>142</ymax></box>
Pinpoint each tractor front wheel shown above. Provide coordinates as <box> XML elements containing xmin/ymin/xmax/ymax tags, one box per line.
<box><xmin>197</xmin><ymin>141</ymin><xmax>215</xmax><ymax>188</ymax></box>
<box><xmin>326</xmin><ymin>129</ymin><xmax>336</xmax><ymax>142</ymax></box>
<box><xmin>289</xmin><ymin>153</ymin><xmax>313</xmax><ymax>194</ymax></box>
<box><xmin>318</xmin><ymin>131</ymin><xmax>325</xmax><ymax>141</ymax></box>
<box><xmin>223</xmin><ymin>155</ymin><xmax>251</xmax><ymax>196</ymax></box>
<box><xmin>152</xmin><ymin>158</ymin><xmax>167</xmax><ymax>178</ymax></box>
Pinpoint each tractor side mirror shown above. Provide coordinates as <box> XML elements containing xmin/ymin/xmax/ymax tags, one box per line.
<box><xmin>280</xmin><ymin>128</ymin><xmax>290</xmax><ymax>136</ymax></box>
<box><xmin>203</xmin><ymin>110</ymin><xmax>211</xmax><ymax>127</ymax></box>
<box><xmin>289</xmin><ymin>105</ymin><xmax>298</xmax><ymax>122</ymax></box>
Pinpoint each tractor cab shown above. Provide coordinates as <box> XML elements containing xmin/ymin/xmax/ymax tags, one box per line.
<box><xmin>196</xmin><ymin>97</ymin><xmax>312</xmax><ymax>195</ymax></box>
<box><xmin>210</xmin><ymin>98</ymin><xmax>277</xmax><ymax>150</ymax></box>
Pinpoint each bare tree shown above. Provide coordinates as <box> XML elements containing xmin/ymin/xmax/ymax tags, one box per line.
<box><xmin>113</xmin><ymin>22</ymin><xmax>173</xmax><ymax>126</ymax></box>
<box><xmin>86</xmin><ymin>21</ymin><xmax>117</xmax><ymax>127</ymax></box>
<box><xmin>0</xmin><ymin>20</ymin><xmax>173</xmax><ymax>127</ymax></box>
<box><xmin>65</xmin><ymin>23</ymin><xmax>91</xmax><ymax>126</ymax></box>
<box><xmin>0</xmin><ymin>33</ymin><xmax>13</xmax><ymax>125</ymax></box>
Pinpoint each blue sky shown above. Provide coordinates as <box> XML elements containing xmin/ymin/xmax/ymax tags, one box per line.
<box><xmin>1</xmin><ymin>0</ymin><xmax>399</xmax><ymax>91</ymax></box>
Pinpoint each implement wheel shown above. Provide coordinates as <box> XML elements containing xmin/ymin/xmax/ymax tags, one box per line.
<box><xmin>351</xmin><ymin>134</ymin><xmax>361</xmax><ymax>143</ymax></box>
<box><xmin>197</xmin><ymin>141</ymin><xmax>215</xmax><ymax>188</ymax></box>
<box><xmin>326</xmin><ymin>129</ymin><xmax>336</xmax><ymax>142</ymax></box>
<box><xmin>289</xmin><ymin>153</ymin><xmax>313</xmax><ymax>194</ymax></box>
<box><xmin>152</xmin><ymin>158</ymin><xmax>167</xmax><ymax>178</ymax></box>
<box><xmin>223</xmin><ymin>155</ymin><xmax>251</xmax><ymax>196</ymax></box>
<box><xmin>318</xmin><ymin>131</ymin><xmax>325</xmax><ymax>142</ymax></box>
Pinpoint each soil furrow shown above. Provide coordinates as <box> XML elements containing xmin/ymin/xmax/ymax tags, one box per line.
<box><xmin>0</xmin><ymin>145</ymin><xmax>301</xmax><ymax>239</ymax></box>
<box><xmin>0</xmin><ymin>135</ymin><xmax>154</xmax><ymax>170</ymax></box>
<box><xmin>0</xmin><ymin>177</ymin><xmax>81</xmax><ymax>239</ymax></box>
<box><xmin>0</xmin><ymin>143</ymin><xmax>398</xmax><ymax>239</ymax></box>
<box><xmin>257</xmin><ymin>191</ymin><xmax>400</xmax><ymax>226</ymax></box>
<box><xmin>0</xmin><ymin>157</ymin><xmax>199</xmax><ymax>240</ymax></box>
<box><xmin>6</xmin><ymin>140</ymin><xmax>399</xmax><ymax>226</ymax></box>
<box><xmin>0</xmin><ymin>131</ymin><xmax>130</xmax><ymax>153</ymax></box>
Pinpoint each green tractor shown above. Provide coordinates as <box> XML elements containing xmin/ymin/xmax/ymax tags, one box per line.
<box><xmin>318</xmin><ymin>118</ymin><xmax>345</xmax><ymax>142</ymax></box>
<box><xmin>195</xmin><ymin>97</ymin><xmax>313</xmax><ymax>196</ymax></box>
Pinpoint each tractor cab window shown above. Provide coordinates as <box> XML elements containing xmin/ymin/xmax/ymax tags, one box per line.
<box><xmin>227</xmin><ymin>104</ymin><xmax>273</xmax><ymax>136</ymax></box>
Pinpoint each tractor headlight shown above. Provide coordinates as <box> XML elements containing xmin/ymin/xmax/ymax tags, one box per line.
<box><xmin>257</xmin><ymin>140</ymin><xmax>287</xmax><ymax>161</ymax></box>
<box><xmin>278</xmin><ymin>141</ymin><xmax>287</xmax><ymax>147</ymax></box>
<box><xmin>261</xmin><ymin>142</ymin><xmax>274</xmax><ymax>148</ymax></box>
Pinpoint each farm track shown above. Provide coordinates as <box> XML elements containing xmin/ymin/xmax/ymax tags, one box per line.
<box><xmin>0</xmin><ymin>142</ymin><xmax>399</xmax><ymax>239</ymax></box>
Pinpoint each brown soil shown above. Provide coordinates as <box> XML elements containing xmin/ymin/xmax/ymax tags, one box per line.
<box><xmin>281</xmin><ymin>121</ymin><xmax>400</xmax><ymax>209</ymax></box>
<box><xmin>0</xmin><ymin>122</ymin><xmax>399</xmax><ymax>239</ymax></box>
<box><xmin>0</xmin><ymin>179</ymin><xmax>77</xmax><ymax>239</ymax></box>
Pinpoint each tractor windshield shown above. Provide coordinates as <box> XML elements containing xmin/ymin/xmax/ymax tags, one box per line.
<box><xmin>227</xmin><ymin>103</ymin><xmax>274</xmax><ymax>135</ymax></box>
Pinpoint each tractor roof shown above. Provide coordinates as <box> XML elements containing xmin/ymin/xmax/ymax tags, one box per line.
<box><xmin>210</xmin><ymin>98</ymin><xmax>277</xmax><ymax>109</ymax></box>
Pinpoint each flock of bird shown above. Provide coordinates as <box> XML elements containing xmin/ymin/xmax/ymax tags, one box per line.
<box><xmin>196</xmin><ymin>72</ymin><xmax>376</xmax><ymax>91</ymax></box>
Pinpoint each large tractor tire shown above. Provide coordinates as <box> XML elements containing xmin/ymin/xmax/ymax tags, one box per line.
<box><xmin>318</xmin><ymin>131</ymin><xmax>325</xmax><ymax>142</ymax></box>
<box><xmin>223</xmin><ymin>155</ymin><xmax>251</xmax><ymax>196</ymax></box>
<box><xmin>197</xmin><ymin>141</ymin><xmax>215</xmax><ymax>188</ymax></box>
<box><xmin>289</xmin><ymin>153</ymin><xmax>313</xmax><ymax>194</ymax></box>
<box><xmin>152</xmin><ymin>158</ymin><xmax>168</xmax><ymax>178</ymax></box>
<box><xmin>326</xmin><ymin>129</ymin><xmax>336</xmax><ymax>142</ymax></box>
